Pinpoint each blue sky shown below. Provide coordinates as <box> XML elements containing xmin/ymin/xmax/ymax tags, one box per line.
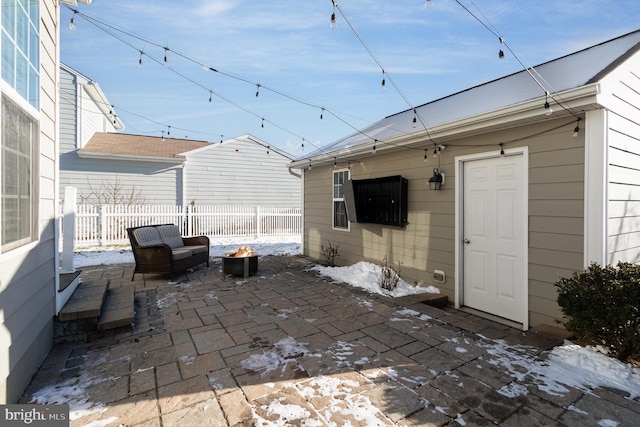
<box><xmin>60</xmin><ymin>0</ymin><xmax>640</xmax><ymax>158</ymax></box>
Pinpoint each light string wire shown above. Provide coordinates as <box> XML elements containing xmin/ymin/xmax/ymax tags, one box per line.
<box><xmin>456</xmin><ymin>0</ymin><xmax>580</xmax><ymax>119</ymax></box>
<box><xmin>63</xmin><ymin>4</ymin><xmax>389</xmax><ymax>156</ymax></box>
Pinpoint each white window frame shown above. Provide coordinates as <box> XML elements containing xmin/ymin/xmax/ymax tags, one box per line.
<box><xmin>332</xmin><ymin>168</ymin><xmax>350</xmax><ymax>231</ymax></box>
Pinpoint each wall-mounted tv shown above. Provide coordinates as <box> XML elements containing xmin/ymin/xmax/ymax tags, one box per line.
<box><xmin>344</xmin><ymin>175</ymin><xmax>408</xmax><ymax>227</ymax></box>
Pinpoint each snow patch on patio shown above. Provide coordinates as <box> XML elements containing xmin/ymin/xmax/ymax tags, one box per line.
<box><xmin>311</xmin><ymin>261</ymin><xmax>440</xmax><ymax>298</ymax></box>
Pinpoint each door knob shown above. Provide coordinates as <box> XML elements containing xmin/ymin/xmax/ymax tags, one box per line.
<box><xmin>464</xmin><ymin>239</ymin><xmax>471</xmax><ymax>244</ymax></box>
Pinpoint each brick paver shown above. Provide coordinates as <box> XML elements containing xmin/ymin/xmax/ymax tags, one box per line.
<box><xmin>19</xmin><ymin>255</ymin><xmax>640</xmax><ymax>426</ymax></box>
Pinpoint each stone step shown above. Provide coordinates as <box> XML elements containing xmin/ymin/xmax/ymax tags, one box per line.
<box><xmin>97</xmin><ymin>285</ymin><xmax>135</xmax><ymax>331</ymax></box>
<box><xmin>58</xmin><ymin>279</ymin><xmax>109</xmax><ymax>321</ymax></box>
<box><xmin>392</xmin><ymin>292</ymin><xmax>449</xmax><ymax>308</ymax></box>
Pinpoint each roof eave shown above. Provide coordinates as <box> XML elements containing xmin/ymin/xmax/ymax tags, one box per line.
<box><xmin>77</xmin><ymin>151</ymin><xmax>185</xmax><ymax>164</ymax></box>
<box><xmin>290</xmin><ymin>83</ymin><xmax>601</xmax><ymax>169</ymax></box>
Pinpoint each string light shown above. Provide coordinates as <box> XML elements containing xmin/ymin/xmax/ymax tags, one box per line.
<box><xmin>220</xmin><ymin>135</ymin><xmax>224</xmax><ymax>143</ymax></box>
<box><xmin>301</xmin><ymin>138</ymin><xmax>305</xmax><ymax>149</ymax></box>
<box><xmin>138</xmin><ymin>51</ymin><xmax>143</xmax><ymax>66</ymax></box>
<box><xmin>572</xmin><ymin>118</ymin><xmax>581</xmax><ymax>137</ymax></box>
<box><xmin>209</xmin><ymin>90</ymin><xmax>212</xmax><ymax>102</ymax></box>
<box><xmin>333</xmin><ymin>157</ymin><xmax>337</xmax><ymax>167</ymax></box>
<box><xmin>161</xmin><ymin>130</ymin><xmax>165</xmax><ymax>141</ymax></box>
<box><xmin>320</xmin><ymin>108</ymin><xmax>324</xmax><ymax>120</ymax></box>
<box><xmin>412</xmin><ymin>110</ymin><xmax>417</xmax><ymax>128</ymax></box>
<box><xmin>308</xmin><ymin>159</ymin><xmax>312</xmax><ymax>170</ymax></box>
<box><xmin>499</xmin><ymin>143</ymin><xmax>504</xmax><ymax>155</ymax></box>
<box><xmin>424</xmin><ymin>149</ymin><xmax>428</xmax><ymax>162</ymax></box>
<box><xmin>163</xmin><ymin>47</ymin><xmax>169</xmax><ymax>65</ymax></box>
<box><xmin>261</xmin><ymin>118</ymin><xmax>265</xmax><ymax>128</ymax></box>
<box><xmin>381</xmin><ymin>70</ymin><xmax>386</xmax><ymax>88</ymax></box>
<box><xmin>267</xmin><ymin>145</ymin><xmax>270</xmax><ymax>154</ymax></box>
<box><xmin>372</xmin><ymin>140</ymin><xmax>377</xmax><ymax>155</ymax></box>
<box><xmin>69</xmin><ymin>11</ymin><xmax>77</xmax><ymax>30</ymax></box>
<box><xmin>330</xmin><ymin>0</ymin><xmax>337</xmax><ymax>29</ymax></box>
<box><xmin>544</xmin><ymin>92</ymin><xmax>553</xmax><ymax>116</ymax></box>
<box><xmin>498</xmin><ymin>37</ymin><xmax>505</xmax><ymax>60</ymax></box>
<box><xmin>167</xmin><ymin>125</ymin><xmax>171</xmax><ymax>137</ymax></box>
<box><xmin>255</xmin><ymin>84</ymin><xmax>260</xmax><ymax>98</ymax></box>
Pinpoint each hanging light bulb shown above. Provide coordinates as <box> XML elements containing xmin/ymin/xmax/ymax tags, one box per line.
<box><xmin>69</xmin><ymin>12</ymin><xmax>77</xmax><ymax>30</ymax></box>
<box><xmin>544</xmin><ymin>93</ymin><xmax>553</xmax><ymax>116</ymax></box>
<box><xmin>138</xmin><ymin>51</ymin><xmax>144</xmax><ymax>67</ymax></box>
<box><xmin>209</xmin><ymin>90</ymin><xmax>213</xmax><ymax>102</ymax></box>
<box><xmin>161</xmin><ymin>130</ymin><xmax>165</xmax><ymax>141</ymax></box>
<box><xmin>261</xmin><ymin>118</ymin><xmax>265</xmax><ymax>128</ymax></box>
<box><xmin>500</xmin><ymin>143</ymin><xmax>505</xmax><ymax>156</ymax></box>
<box><xmin>381</xmin><ymin>70</ymin><xmax>386</xmax><ymax>89</ymax></box>
<box><xmin>167</xmin><ymin>125</ymin><xmax>171</xmax><ymax>137</ymax></box>
<box><xmin>308</xmin><ymin>159</ymin><xmax>312</xmax><ymax>171</ymax></box>
<box><xmin>163</xmin><ymin>47</ymin><xmax>169</xmax><ymax>65</ymax></box>
<box><xmin>572</xmin><ymin>119</ymin><xmax>580</xmax><ymax>137</ymax></box>
<box><xmin>330</xmin><ymin>1</ymin><xmax>337</xmax><ymax>28</ymax></box>
<box><xmin>372</xmin><ymin>140</ymin><xmax>377</xmax><ymax>155</ymax></box>
<box><xmin>267</xmin><ymin>145</ymin><xmax>270</xmax><ymax>155</ymax></box>
<box><xmin>333</xmin><ymin>157</ymin><xmax>337</xmax><ymax>168</ymax></box>
<box><xmin>301</xmin><ymin>138</ymin><xmax>305</xmax><ymax>149</ymax></box>
<box><xmin>424</xmin><ymin>149</ymin><xmax>428</xmax><ymax>163</ymax></box>
<box><xmin>320</xmin><ymin>108</ymin><xmax>324</xmax><ymax>120</ymax></box>
<box><xmin>498</xmin><ymin>37</ymin><xmax>505</xmax><ymax>60</ymax></box>
<box><xmin>255</xmin><ymin>84</ymin><xmax>260</xmax><ymax>98</ymax></box>
<box><xmin>412</xmin><ymin>110</ymin><xmax>417</xmax><ymax>128</ymax></box>
<box><xmin>220</xmin><ymin>135</ymin><xmax>224</xmax><ymax>143</ymax></box>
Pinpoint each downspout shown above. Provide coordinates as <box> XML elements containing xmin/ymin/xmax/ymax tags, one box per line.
<box><xmin>53</xmin><ymin>1</ymin><xmax>62</xmax><ymax>298</ymax></box>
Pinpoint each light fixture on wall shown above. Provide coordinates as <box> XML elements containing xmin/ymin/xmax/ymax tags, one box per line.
<box><xmin>428</xmin><ymin>168</ymin><xmax>444</xmax><ymax>190</ymax></box>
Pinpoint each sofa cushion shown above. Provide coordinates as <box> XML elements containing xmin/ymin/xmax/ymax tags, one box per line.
<box><xmin>157</xmin><ymin>225</ymin><xmax>185</xmax><ymax>249</ymax></box>
<box><xmin>171</xmin><ymin>247</ymin><xmax>193</xmax><ymax>261</ymax></box>
<box><xmin>188</xmin><ymin>245</ymin><xmax>209</xmax><ymax>255</ymax></box>
<box><xmin>133</xmin><ymin>227</ymin><xmax>163</xmax><ymax>247</ymax></box>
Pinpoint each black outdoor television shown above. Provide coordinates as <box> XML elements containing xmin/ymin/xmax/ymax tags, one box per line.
<box><xmin>344</xmin><ymin>175</ymin><xmax>408</xmax><ymax>227</ymax></box>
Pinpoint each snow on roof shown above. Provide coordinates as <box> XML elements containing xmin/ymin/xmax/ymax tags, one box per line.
<box><xmin>305</xmin><ymin>29</ymin><xmax>640</xmax><ymax>159</ymax></box>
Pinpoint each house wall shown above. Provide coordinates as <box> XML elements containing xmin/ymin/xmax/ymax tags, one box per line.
<box><xmin>302</xmin><ymin>118</ymin><xmax>585</xmax><ymax>328</ymax></box>
<box><xmin>185</xmin><ymin>138</ymin><xmax>301</xmax><ymax>206</ymax></box>
<box><xmin>0</xmin><ymin>1</ymin><xmax>59</xmax><ymax>403</ymax></box>
<box><xmin>59</xmin><ymin>65</ymin><xmax>120</xmax><ymax>203</ymax></box>
<box><xmin>602</xmin><ymin>57</ymin><xmax>640</xmax><ymax>264</ymax></box>
<box><xmin>59</xmin><ymin>159</ymin><xmax>183</xmax><ymax>205</ymax></box>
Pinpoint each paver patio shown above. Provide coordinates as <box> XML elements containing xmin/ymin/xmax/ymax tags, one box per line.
<box><xmin>20</xmin><ymin>255</ymin><xmax>640</xmax><ymax>426</ymax></box>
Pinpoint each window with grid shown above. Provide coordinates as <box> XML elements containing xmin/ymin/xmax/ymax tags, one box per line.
<box><xmin>332</xmin><ymin>169</ymin><xmax>349</xmax><ymax>230</ymax></box>
<box><xmin>1</xmin><ymin>0</ymin><xmax>39</xmax><ymax>251</ymax></box>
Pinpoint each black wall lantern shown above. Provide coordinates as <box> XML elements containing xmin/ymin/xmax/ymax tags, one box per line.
<box><xmin>428</xmin><ymin>168</ymin><xmax>444</xmax><ymax>190</ymax></box>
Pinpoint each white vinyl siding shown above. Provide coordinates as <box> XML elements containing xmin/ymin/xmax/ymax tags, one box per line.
<box><xmin>602</xmin><ymin>64</ymin><xmax>640</xmax><ymax>264</ymax></box>
<box><xmin>184</xmin><ymin>137</ymin><xmax>300</xmax><ymax>206</ymax></box>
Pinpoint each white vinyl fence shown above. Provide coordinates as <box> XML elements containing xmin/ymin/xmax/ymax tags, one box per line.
<box><xmin>65</xmin><ymin>204</ymin><xmax>302</xmax><ymax>247</ymax></box>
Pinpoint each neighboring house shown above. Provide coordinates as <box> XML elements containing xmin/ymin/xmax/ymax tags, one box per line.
<box><xmin>62</xmin><ymin>132</ymin><xmax>301</xmax><ymax>206</ymax></box>
<box><xmin>0</xmin><ymin>0</ymin><xmax>92</xmax><ymax>404</ymax></box>
<box><xmin>290</xmin><ymin>30</ymin><xmax>640</xmax><ymax>331</ymax></box>
<box><xmin>58</xmin><ymin>62</ymin><xmax>125</xmax><ymax>202</ymax></box>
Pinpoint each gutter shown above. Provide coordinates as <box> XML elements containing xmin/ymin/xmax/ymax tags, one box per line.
<box><xmin>77</xmin><ymin>151</ymin><xmax>185</xmax><ymax>164</ymax></box>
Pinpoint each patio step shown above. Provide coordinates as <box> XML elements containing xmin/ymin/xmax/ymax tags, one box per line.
<box><xmin>393</xmin><ymin>292</ymin><xmax>449</xmax><ymax>308</ymax></box>
<box><xmin>97</xmin><ymin>284</ymin><xmax>135</xmax><ymax>330</ymax></box>
<box><xmin>58</xmin><ymin>279</ymin><xmax>109</xmax><ymax>321</ymax></box>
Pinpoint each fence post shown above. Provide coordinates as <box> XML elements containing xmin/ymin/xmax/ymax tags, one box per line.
<box><xmin>255</xmin><ymin>206</ymin><xmax>261</xmax><ymax>238</ymax></box>
<box><xmin>99</xmin><ymin>205</ymin><xmax>106</xmax><ymax>246</ymax></box>
<box><xmin>186</xmin><ymin>204</ymin><xmax>192</xmax><ymax>237</ymax></box>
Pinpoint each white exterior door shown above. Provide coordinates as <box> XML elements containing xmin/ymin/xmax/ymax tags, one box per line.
<box><xmin>462</xmin><ymin>153</ymin><xmax>527</xmax><ymax>325</ymax></box>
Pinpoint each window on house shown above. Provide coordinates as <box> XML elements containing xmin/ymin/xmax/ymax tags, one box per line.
<box><xmin>333</xmin><ymin>169</ymin><xmax>349</xmax><ymax>230</ymax></box>
<box><xmin>1</xmin><ymin>0</ymin><xmax>40</xmax><ymax>251</ymax></box>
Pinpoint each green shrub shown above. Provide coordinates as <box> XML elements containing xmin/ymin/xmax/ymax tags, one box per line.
<box><xmin>555</xmin><ymin>262</ymin><xmax>640</xmax><ymax>363</ymax></box>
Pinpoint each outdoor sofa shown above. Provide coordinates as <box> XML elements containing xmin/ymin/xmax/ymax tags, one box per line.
<box><xmin>127</xmin><ymin>224</ymin><xmax>210</xmax><ymax>280</ymax></box>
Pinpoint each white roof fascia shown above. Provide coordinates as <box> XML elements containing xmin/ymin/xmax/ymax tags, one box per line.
<box><xmin>82</xmin><ymin>82</ymin><xmax>125</xmax><ymax>130</ymax></box>
<box><xmin>77</xmin><ymin>151</ymin><xmax>185</xmax><ymax>164</ymax></box>
<box><xmin>290</xmin><ymin>84</ymin><xmax>601</xmax><ymax>169</ymax></box>
<box><xmin>60</xmin><ymin>1</ymin><xmax>93</xmax><ymax>6</ymax></box>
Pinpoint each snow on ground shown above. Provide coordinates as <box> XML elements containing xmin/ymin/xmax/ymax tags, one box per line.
<box><xmin>311</xmin><ymin>261</ymin><xmax>440</xmax><ymax>297</ymax></box>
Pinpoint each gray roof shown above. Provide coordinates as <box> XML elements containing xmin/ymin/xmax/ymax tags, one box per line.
<box><xmin>305</xmin><ymin>29</ymin><xmax>640</xmax><ymax>158</ymax></box>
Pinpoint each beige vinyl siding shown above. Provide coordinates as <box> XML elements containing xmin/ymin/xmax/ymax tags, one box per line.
<box><xmin>303</xmin><ymin>118</ymin><xmax>585</xmax><ymax>327</ymax></box>
<box><xmin>184</xmin><ymin>138</ymin><xmax>300</xmax><ymax>206</ymax></box>
<box><xmin>0</xmin><ymin>0</ymin><xmax>58</xmax><ymax>403</ymax></box>
<box><xmin>604</xmin><ymin>66</ymin><xmax>640</xmax><ymax>263</ymax></box>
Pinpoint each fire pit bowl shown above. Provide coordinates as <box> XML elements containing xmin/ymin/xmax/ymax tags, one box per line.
<box><xmin>221</xmin><ymin>246</ymin><xmax>258</xmax><ymax>277</ymax></box>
